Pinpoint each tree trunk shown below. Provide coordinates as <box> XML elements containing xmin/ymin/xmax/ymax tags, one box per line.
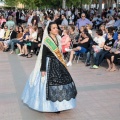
<box><xmin>98</xmin><ymin>0</ymin><xmax>102</xmax><ymax>14</ymax></box>
<box><xmin>89</xmin><ymin>0</ymin><xmax>93</xmax><ymax>9</ymax></box>
<box><xmin>62</xmin><ymin>0</ymin><xmax>66</xmax><ymax>9</ymax></box>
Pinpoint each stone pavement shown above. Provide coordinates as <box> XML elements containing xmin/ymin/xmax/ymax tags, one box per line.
<box><xmin>0</xmin><ymin>51</ymin><xmax>120</xmax><ymax>120</ymax></box>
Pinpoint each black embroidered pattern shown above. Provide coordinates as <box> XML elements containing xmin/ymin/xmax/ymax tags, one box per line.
<box><xmin>46</xmin><ymin>57</ymin><xmax>77</xmax><ymax>102</ymax></box>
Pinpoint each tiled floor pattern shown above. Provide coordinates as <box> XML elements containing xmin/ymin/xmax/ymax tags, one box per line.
<box><xmin>0</xmin><ymin>52</ymin><xmax>120</xmax><ymax>120</ymax></box>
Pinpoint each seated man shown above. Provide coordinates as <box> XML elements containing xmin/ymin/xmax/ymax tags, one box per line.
<box><xmin>114</xmin><ymin>16</ymin><xmax>120</xmax><ymax>30</ymax></box>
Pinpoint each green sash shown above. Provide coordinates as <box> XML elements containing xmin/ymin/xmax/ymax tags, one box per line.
<box><xmin>44</xmin><ymin>36</ymin><xmax>66</xmax><ymax>68</ymax></box>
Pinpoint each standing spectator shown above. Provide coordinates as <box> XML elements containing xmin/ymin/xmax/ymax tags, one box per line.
<box><xmin>16</xmin><ymin>10</ymin><xmax>20</xmax><ymax>25</ymax></box>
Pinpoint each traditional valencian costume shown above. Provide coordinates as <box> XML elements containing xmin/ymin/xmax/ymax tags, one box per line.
<box><xmin>22</xmin><ymin>23</ymin><xmax>77</xmax><ymax>112</ymax></box>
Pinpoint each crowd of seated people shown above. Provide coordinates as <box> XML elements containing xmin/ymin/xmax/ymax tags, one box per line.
<box><xmin>0</xmin><ymin>7</ymin><xmax>120</xmax><ymax>72</ymax></box>
<box><xmin>0</xmin><ymin>22</ymin><xmax>44</xmax><ymax>58</ymax></box>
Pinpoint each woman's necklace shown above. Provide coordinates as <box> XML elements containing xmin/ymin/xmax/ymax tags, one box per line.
<box><xmin>53</xmin><ymin>38</ymin><xmax>58</xmax><ymax>46</ymax></box>
<box><xmin>50</xmin><ymin>35</ymin><xmax>58</xmax><ymax>46</ymax></box>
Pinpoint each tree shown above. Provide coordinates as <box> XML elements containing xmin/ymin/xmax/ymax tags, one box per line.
<box><xmin>4</xmin><ymin>0</ymin><xmax>19</xmax><ymax>7</ymax></box>
<box><xmin>98</xmin><ymin>0</ymin><xmax>102</xmax><ymax>14</ymax></box>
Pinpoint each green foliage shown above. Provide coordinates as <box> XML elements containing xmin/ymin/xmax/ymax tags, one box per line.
<box><xmin>4</xmin><ymin>0</ymin><xmax>100</xmax><ymax>9</ymax></box>
<box><xmin>4</xmin><ymin>0</ymin><xmax>19</xmax><ymax>7</ymax></box>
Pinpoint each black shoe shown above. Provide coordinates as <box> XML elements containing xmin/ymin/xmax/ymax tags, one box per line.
<box><xmin>3</xmin><ymin>48</ymin><xmax>9</xmax><ymax>52</ymax></box>
<box><xmin>27</xmin><ymin>53</ymin><xmax>33</xmax><ymax>58</ymax></box>
<box><xmin>86</xmin><ymin>63</ymin><xmax>90</xmax><ymax>66</ymax></box>
<box><xmin>20</xmin><ymin>54</ymin><xmax>25</xmax><ymax>56</ymax></box>
<box><xmin>22</xmin><ymin>54</ymin><xmax>28</xmax><ymax>57</ymax></box>
<box><xmin>54</xmin><ymin>111</ymin><xmax>60</xmax><ymax>114</ymax></box>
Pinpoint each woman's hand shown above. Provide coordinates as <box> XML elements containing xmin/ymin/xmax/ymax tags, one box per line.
<box><xmin>115</xmin><ymin>51</ymin><xmax>120</xmax><ymax>54</ymax></box>
<box><xmin>92</xmin><ymin>45</ymin><xmax>96</xmax><ymax>48</ymax></box>
<box><xmin>33</xmin><ymin>40</ymin><xmax>38</xmax><ymax>43</ymax></box>
<box><xmin>41</xmin><ymin>71</ymin><xmax>46</xmax><ymax>77</ymax></box>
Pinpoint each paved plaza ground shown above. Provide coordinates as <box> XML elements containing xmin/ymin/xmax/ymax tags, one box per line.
<box><xmin>0</xmin><ymin>51</ymin><xmax>120</xmax><ymax>120</ymax></box>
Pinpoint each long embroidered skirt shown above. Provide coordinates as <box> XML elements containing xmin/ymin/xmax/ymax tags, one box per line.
<box><xmin>22</xmin><ymin>57</ymin><xmax>77</xmax><ymax>112</ymax></box>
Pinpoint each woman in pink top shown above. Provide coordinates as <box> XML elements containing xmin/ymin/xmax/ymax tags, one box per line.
<box><xmin>61</xmin><ymin>28</ymin><xmax>71</xmax><ymax>53</ymax></box>
<box><xmin>0</xmin><ymin>15</ymin><xmax>6</xmax><ymax>26</ymax></box>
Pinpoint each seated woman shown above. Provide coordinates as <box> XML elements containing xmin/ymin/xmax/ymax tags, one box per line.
<box><xmin>61</xmin><ymin>27</ymin><xmax>71</xmax><ymax>53</ymax></box>
<box><xmin>99</xmin><ymin>24</ymin><xmax>107</xmax><ymax>38</ymax></box>
<box><xmin>17</xmin><ymin>27</ymin><xmax>30</xmax><ymax>56</ymax></box>
<box><xmin>92</xmin><ymin>29</ymin><xmax>105</xmax><ymax>53</ymax></box>
<box><xmin>86</xmin><ymin>24</ymin><xmax>93</xmax><ymax>37</ymax></box>
<box><xmin>66</xmin><ymin>29</ymin><xmax>91</xmax><ymax>67</ymax></box>
<box><xmin>69</xmin><ymin>25</ymin><xmax>78</xmax><ymax>48</ymax></box>
<box><xmin>105</xmin><ymin>32</ymin><xmax>120</xmax><ymax>71</ymax></box>
<box><xmin>25</xmin><ymin>26</ymin><xmax>38</xmax><ymax>58</ymax></box>
<box><xmin>10</xmin><ymin>26</ymin><xmax>24</xmax><ymax>54</ymax></box>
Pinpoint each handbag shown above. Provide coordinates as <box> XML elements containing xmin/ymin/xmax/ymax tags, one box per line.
<box><xmin>15</xmin><ymin>48</ymin><xmax>20</xmax><ymax>54</ymax></box>
<box><xmin>110</xmin><ymin>48</ymin><xmax>118</xmax><ymax>53</ymax></box>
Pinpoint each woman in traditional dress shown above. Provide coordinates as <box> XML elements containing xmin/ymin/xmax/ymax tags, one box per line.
<box><xmin>21</xmin><ymin>22</ymin><xmax>77</xmax><ymax>113</ymax></box>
